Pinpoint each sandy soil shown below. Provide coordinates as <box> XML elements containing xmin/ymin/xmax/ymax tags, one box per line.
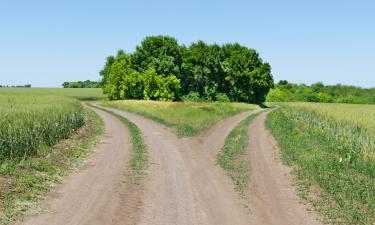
<box><xmin>17</xmin><ymin>105</ymin><xmax>322</xmax><ymax>225</ymax></box>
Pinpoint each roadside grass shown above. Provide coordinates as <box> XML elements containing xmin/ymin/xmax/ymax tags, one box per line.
<box><xmin>217</xmin><ymin>112</ymin><xmax>261</xmax><ymax>195</ymax></box>
<box><xmin>88</xmin><ymin>105</ymin><xmax>148</xmax><ymax>183</ymax></box>
<box><xmin>266</xmin><ymin>103</ymin><xmax>375</xmax><ymax>225</ymax></box>
<box><xmin>0</xmin><ymin>109</ymin><xmax>104</xmax><ymax>225</ymax></box>
<box><xmin>100</xmin><ymin>100</ymin><xmax>259</xmax><ymax>136</ymax></box>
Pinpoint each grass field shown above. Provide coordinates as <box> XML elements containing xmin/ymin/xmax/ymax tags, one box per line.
<box><xmin>0</xmin><ymin>88</ymin><xmax>105</xmax><ymax>101</ymax></box>
<box><xmin>100</xmin><ymin>100</ymin><xmax>259</xmax><ymax>136</ymax></box>
<box><xmin>0</xmin><ymin>94</ymin><xmax>86</xmax><ymax>160</ymax></box>
<box><xmin>0</xmin><ymin>89</ymin><xmax>105</xmax><ymax>224</ymax></box>
<box><xmin>266</xmin><ymin>103</ymin><xmax>375</xmax><ymax>225</ymax></box>
<box><xmin>0</xmin><ymin>108</ymin><xmax>104</xmax><ymax>225</ymax></box>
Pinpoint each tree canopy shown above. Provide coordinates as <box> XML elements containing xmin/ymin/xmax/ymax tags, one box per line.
<box><xmin>100</xmin><ymin>35</ymin><xmax>274</xmax><ymax>103</ymax></box>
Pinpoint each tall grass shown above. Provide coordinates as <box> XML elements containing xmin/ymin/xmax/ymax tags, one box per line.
<box><xmin>266</xmin><ymin>103</ymin><xmax>375</xmax><ymax>225</ymax></box>
<box><xmin>0</xmin><ymin>94</ymin><xmax>85</xmax><ymax>160</ymax></box>
<box><xmin>100</xmin><ymin>100</ymin><xmax>259</xmax><ymax>136</ymax></box>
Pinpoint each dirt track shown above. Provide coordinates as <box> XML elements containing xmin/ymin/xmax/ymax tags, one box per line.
<box><xmin>245</xmin><ymin>111</ymin><xmax>322</xmax><ymax>225</ymax></box>
<box><xmin>18</xmin><ymin>105</ymin><xmax>322</xmax><ymax>225</ymax></box>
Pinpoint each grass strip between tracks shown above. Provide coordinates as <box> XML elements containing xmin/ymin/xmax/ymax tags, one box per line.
<box><xmin>217</xmin><ymin>111</ymin><xmax>262</xmax><ymax>195</ymax></box>
<box><xmin>90</xmin><ymin>105</ymin><xmax>148</xmax><ymax>183</ymax></box>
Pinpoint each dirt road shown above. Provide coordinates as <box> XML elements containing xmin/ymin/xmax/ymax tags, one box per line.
<box><xmin>18</xmin><ymin>106</ymin><xmax>321</xmax><ymax>225</ymax></box>
<box><xmin>19</xmin><ymin>107</ymin><xmax>133</xmax><ymax>225</ymax></box>
<box><xmin>245</xmin><ymin>111</ymin><xmax>322</xmax><ymax>225</ymax></box>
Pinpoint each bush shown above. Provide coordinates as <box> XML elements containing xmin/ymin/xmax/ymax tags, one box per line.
<box><xmin>182</xmin><ymin>91</ymin><xmax>201</xmax><ymax>102</ymax></box>
<box><xmin>143</xmin><ymin>68</ymin><xmax>180</xmax><ymax>101</ymax></box>
<box><xmin>215</xmin><ymin>93</ymin><xmax>230</xmax><ymax>102</ymax></box>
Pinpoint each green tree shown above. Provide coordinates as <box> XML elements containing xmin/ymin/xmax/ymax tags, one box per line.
<box><xmin>131</xmin><ymin>35</ymin><xmax>183</xmax><ymax>78</ymax></box>
<box><xmin>222</xmin><ymin>43</ymin><xmax>274</xmax><ymax>103</ymax></box>
<box><xmin>182</xmin><ymin>41</ymin><xmax>224</xmax><ymax>99</ymax></box>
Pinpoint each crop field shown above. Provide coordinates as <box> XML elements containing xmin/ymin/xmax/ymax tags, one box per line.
<box><xmin>100</xmin><ymin>100</ymin><xmax>259</xmax><ymax>136</ymax></box>
<box><xmin>0</xmin><ymin>93</ymin><xmax>85</xmax><ymax>160</ymax></box>
<box><xmin>266</xmin><ymin>102</ymin><xmax>375</xmax><ymax>224</ymax></box>
<box><xmin>0</xmin><ymin>88</ymin><xmax>105</xmax><ymax>101</ymax></box>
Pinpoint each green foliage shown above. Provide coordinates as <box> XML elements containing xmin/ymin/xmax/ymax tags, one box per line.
<box><xmin>142</xmin><ymin>68</ymin><xmax>180</xmax><ymax>101</ymax></box>
<box><xmin>100</xmin><ymin>50</ymin><xmax>180</xmax><ymax>101</ymax></box>
<box><xmin>266</xmin><ymin>103</ymin><xmax>375</xmax><ymax>224</ymax></box>
<box><xmin>221</xmin><ymin>44</ymin><xmax>274</xmax><ymax>103</ymax></box>
<box><xmin>181</xmin><ymin>91</ymin><xmax>201</xmax><ymax>102</ymax></box>
<box><xmin>215</xmin><ymin>92</ymin><xmax>230</xmax><ymax>102</ymax></box>
<box><xmin>100</xmin><ymin>36</ymin><xmax>274</xmax><ymax>104</ymax></box>
<box><xmin>131</xmin><ymin>35</ymin><xmax>183</xmax><ymax>77</ymax></box>
<box><xmin>267</xmin><ymin>80</ymin><xmax>375</xmax><ymax>104</ymax></box>
<box><xmin>62</xmin><ymin>80</ymin><xmax>99</xmax><ymax>88</ymax></box>
<box><xmin>181</xmin><ymin>41</ymin><xmax>224</xmax><ymax>98</ymax></box>
<box><xmin>100</xmin><ymin>100</ymin><xmax>259</xmax><ymax>136</ymax></box>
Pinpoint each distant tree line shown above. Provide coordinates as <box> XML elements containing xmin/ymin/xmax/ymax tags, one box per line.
<box><xmin>62</xmin><ymin>80</ymin><xmax>100</xmax><ymax>88</ymax></box>
<box><xmin>266</xmin><ymin>80</ymin><xmax>375</xmax><ymax>104</ymax></box>
<box><xmin>100</xmin><ymin>35</ymin><xmax>274</xmax><ymax>103</ymax></box>
<box><xmin>0</xmin><ymin>84</ymin><xmax>31</xmax><ymax>88</ymax></box>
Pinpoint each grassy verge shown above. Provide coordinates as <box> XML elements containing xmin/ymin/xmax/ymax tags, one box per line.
<box><xmin>0</xmin><ymin>108</ymin><xmax>104</xmax><ymax>225</ymax></box>
<box><xmin>217</xmin><ymin>112</ymin><xmax>261</xmax><ymax>195</ymax></box>
<box><xmin>89</xmin><ymin>105</ymin><xmax>148</xmax><ymax>183</ymax></box>
<box><xmin>266</xmin><ymin>104</ymin><xmax>375</xmax><ymax>225</ymax></box>
<box><xmin>100</xmin><ymin>100</ymin><xmax>259</xmax><ymax>136</ymax></box>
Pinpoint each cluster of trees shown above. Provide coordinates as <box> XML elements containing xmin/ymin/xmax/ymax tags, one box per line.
<box><xmin>0</xmin><ymin>84</ymin><xmax>31</xmax><ymax>88</ymax></box>
<box><xmin>62</xmin><ymin>80</ymin><xmax>100</xmax><ymax>88</ymax></box>
<box><xmin>266</xmin><ymin>80</ymin><xmax>375</xmax><ymax>104</ymax></box>
<box><xmin>100</xmin><ymin>35</ymin><xmax>274</xmax><ymax>103</ymax></box>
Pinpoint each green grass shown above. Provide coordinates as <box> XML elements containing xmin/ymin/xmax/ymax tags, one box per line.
<box><xmin>100</xmin><ymin>100</ymin><xmax>259</xmax><ymax>136</ymax></box>
<box><xmin>217</xmin><ymin>112</ymin><xmax>261</xmax><ymax>194</ymax></box>
<box><xmin>0</xmin><ymin>94</ymin><xmax>85</xmax><ymax>160</ymax></box>
<box><xmin>266</xmin><ymin>103</ymin><xmax>375</xmax><ymax>225</ymax></box>
<box><xmin>0</xmin><ymin>88</ymin><xmax>105</xmax><ymax>101</ymax></box>
<box><xmin>0</xmin><ymin>108</ymin><xmax>104</xmax><ymax>225</ymax></box>
<box><xmin>89</xmin><ymin>104</ymin><xmax>148</xmax><ymax>183</ymax></box>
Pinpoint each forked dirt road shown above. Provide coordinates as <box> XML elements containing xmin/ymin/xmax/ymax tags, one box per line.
<box><xmin>19</xmin><ymin>105</ymin><xmax>322</xmax><ymax>225</ymax></box>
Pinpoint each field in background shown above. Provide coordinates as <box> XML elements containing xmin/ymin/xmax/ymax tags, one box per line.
<box><xmin>100</xmin><ymin>100</ymin><xmax>259</xmax><ymax>136</ymax></box>
<box><xmin>0</xmin><ymin>88</ymin><xmax>105</xmax><ymax>100</ymax></box>
<box><xmin>266</xmin><ymin>102</ymin><xmax>375</xmax><ymax>224</ymax></box>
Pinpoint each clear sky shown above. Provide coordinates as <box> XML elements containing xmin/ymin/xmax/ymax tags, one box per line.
<box><xmin>0</xmin><ymin>0</ymin><xmax>374</xmax><ymax>87</ymax></box>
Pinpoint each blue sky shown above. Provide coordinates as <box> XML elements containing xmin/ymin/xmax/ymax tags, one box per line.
<box><xmin>0</xmin><ymin>0</ymin><xmax>374</xmax><ymax>87</ymax></box>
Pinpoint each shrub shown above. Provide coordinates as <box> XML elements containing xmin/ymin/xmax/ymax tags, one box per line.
<box><xmin>182</xmin><ymin>91</ymin><xmax>201</xmax><ymax>102</ymax></box>
<box><xmin>215</xmin><ymin>93</ymin><xmax>230</xmax><ymax>102</ymax></box>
